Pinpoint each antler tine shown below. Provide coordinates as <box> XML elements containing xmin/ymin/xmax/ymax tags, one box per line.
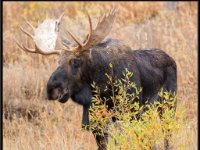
<box><xmin>20</xmin><ymin>26</ymin><xmax>34</xmax><ymax>40</ymax></box>
<box><xmin>34</xmin><ymin>43</ymin><xmax>61</xmax><ymax>55</ymax></box>
<box><xmin>111</xmin><ymin>7</ymin><xmax>118</xmax><ymax>16</ymax></box>
<box><xmin>80</xmin><ymin>7</ymin><xmax>117</xmax><ymax>51</ymax></box>
<box><xmin>62</xmin><ymin>41</ymin><xmax>71</xmax><ymax>49</ymax></box>
<box><xmin>110</xmin><ymin>6</ymin><xmax>116</xmax><ymax>14</ymax></box>
<box><xmin>57</xmin><ymin>12</ymin><xmax>65</xmax><ymax>22</ymax></box>
<box><xmin>15</xmin><ymin>39</ymin><xmax>28</xmax><ymax>51</ymax></box>
<box><xmin>25</xmin><ymin>20</ymin><xmax>35</xmax><ymax>31</ymax></box>
<box><xmin>65</xmin><ymin>30</ymin><xmax>82</xmax><ymax>48</ymax></box>
<box><xmin>99</xmin><ymin>13</ymin><xmax>106</xmax><ymax>24</ymax></box>
<box><xmin>86</xmin><ymin>12</ymin><xmax>92</xmax><ymax>36</ymax></box>
<box><xmin>82</xmin><ymin>12</ymin><xmax>93</xmax><ymax>45</ymax></box>
<box><xmin>15</xmin><ymin>39</ymin><xmax>39</xmax><ymax>54</ymax></box>
<box><xmin>15</xmin><ymin>38</ymin><xmax>61</xmax><ymax>55</ymax></box>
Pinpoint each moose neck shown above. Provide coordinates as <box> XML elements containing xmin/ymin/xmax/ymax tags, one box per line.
<box><xmin>80</xmin><ymin>38</ymin><xmax>132</xmax><ymax>90</ymax></box>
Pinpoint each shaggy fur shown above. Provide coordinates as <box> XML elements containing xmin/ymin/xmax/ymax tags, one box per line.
<box><xmin>47</xmin><ymin>38</ymin><xmax>177</xmax><ymax>150</ymax></box>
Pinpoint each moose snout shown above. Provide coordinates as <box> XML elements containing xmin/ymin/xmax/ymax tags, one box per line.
<box><xmin>46</xmin><ymin>88</ymin><xmax>60</xmax><ymax>100</ymax></box>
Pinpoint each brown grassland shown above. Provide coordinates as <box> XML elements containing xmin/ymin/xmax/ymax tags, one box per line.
<box><xmin>3</xmin><ymin>2</ymin><xmax>197</xmax><ymax>150</ymax></box>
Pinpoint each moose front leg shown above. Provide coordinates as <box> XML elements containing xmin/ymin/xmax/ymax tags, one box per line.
<box><xmin>70</xmin><ymin>83</ymin><xmax>92</xmax><ymax>130</ymax></box>
<box><xmin>82</xmin><ymin>106</ymin><xmax>90</xmax><ymax>130</ymax></box>
<box><xmin>92</xmin><ymin>129</ymin><xmax>108</xmax><ymax>150</ymax></box>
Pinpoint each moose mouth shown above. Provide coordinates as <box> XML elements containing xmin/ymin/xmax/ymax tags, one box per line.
<box><xmin>58</xmin><ymin>93</ymin><xmax>69</xmax><ymax>103</ymax></box>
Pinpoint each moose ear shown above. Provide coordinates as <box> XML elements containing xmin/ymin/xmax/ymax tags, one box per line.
<box><xmin>70</xmin><ymin>58</ymin><xmax>82</xmax><ymax>75</ymax></box>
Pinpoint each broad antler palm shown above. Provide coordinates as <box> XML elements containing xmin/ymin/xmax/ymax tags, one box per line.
<box><xmin>15</xmin><ymin>12</ymin><xmax>65</xmax><ymax>55</ymax></box>
<box><xmin>65</xmin><ymin>7</ymin><xmax>118</xmax><ymax>55</ymax></box>
<box><xmin>16</xmin><ymin>8</ymin><xmax>118</xmax><ymax>56</ymax></box>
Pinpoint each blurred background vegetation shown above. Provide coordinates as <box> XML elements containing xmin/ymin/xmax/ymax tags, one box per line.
<box><xmin>3</xmin><ymin>2</ymin><xmax>197</xmax><ymax>150</ymax></box>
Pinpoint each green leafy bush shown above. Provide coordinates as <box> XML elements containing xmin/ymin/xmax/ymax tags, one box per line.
<box><xmin>89</xmin><ymin>67</ymin><xmax>184</xmax><ymax>150</ymax></box>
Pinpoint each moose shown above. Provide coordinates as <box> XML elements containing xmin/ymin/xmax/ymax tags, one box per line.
<box><xmin>16</xmin><ymin>8</ymin><xmax>177</xmax><ymax>150</ymax></box>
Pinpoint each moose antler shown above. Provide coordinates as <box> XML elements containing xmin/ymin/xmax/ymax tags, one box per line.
<box><xmin>16</xmin><ymin>8</ymin><xmax>118</xmax><ymax>56</ymax></box>
<box><xmin>64</xmin><ymin>7</ymin><xmax>118</xmax><ymax>54</ymax></box>
<box><xmin>16</xmin><ymin>12</ymin><xmax>66</xmax><ymax>56</ymax></box>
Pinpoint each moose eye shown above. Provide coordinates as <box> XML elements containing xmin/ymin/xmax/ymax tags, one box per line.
<box><xmin>70</xmin><ymin>58</ymin><xmax>82</xmax><ymax>68</ymax></box>
<box><xmin>52</xmin><ymin>82</ymin><xmax>61</xmax><ymax>88</ymax></box>
<box><xmin>58</xmin><ymin>87</ymin><xmax>62</xmax><ymax>92</ymax></box>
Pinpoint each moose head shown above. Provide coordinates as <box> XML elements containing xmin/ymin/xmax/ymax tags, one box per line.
<box><xmin>16</xmin><ymin>8</ymin><xmax>118</xmax><ymax>103</ymax></box>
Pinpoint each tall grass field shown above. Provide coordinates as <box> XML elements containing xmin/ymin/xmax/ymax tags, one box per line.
<box><xmin>3</xmin><ymin>2</ymin><xmax>197</xmax><ymax>150</ymax></box>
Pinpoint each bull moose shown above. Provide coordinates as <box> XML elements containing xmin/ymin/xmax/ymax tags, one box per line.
<box><xmin>16</xmin><ymin>8</ymin><xmax>177</xmax><ymax>150</ymax></box>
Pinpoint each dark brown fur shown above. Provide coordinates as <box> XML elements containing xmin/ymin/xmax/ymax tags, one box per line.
<box><xmin>47</xmin><ymin>38</ymin><xmax>177</xmax><ymax>150</ymax></box>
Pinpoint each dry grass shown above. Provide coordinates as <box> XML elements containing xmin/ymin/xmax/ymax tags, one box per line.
<box><xmin>3</xmin><ymin>2</ymin><xmax>197</xmax><ymax>150</ymax></box>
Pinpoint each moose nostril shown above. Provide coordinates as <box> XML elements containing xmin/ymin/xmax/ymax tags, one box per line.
<box><xmin>64</xmin><ymin>89</ymin><xmax>69</xmax><ymax>94</ymax></box>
